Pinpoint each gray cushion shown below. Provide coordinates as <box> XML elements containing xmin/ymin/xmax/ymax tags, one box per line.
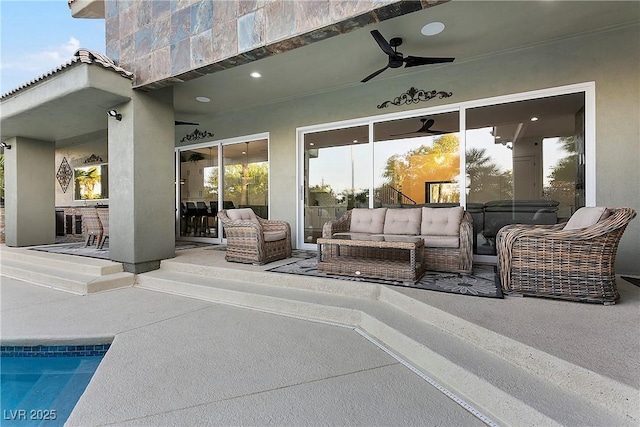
<box><xmin>383</xmin><ymin>208</ymin><xmax>421</xmax><ymax>235</ymax></box>
<box><xmin>350</xmin><ymin>208</ymin><xmax>387</xmax><ymax>234</ymax></box>
<box><xmin>563</xmin><ymin>207</ymin><xmax>610</xmax><ymax>230</ymax></box>
<box><xmin>333</xmin><ymin>232</ymin><xmax>381</xmax><ymax>241</ymax></box>
<box><xmin>422</xmin><ymin>235</ymin><xmax>460</xmax><ymax>248</ymax></box>
<box><xmin>421</xmin><ymin>207</ymin><xmax>463</xmax><ymax>236</ymax></box>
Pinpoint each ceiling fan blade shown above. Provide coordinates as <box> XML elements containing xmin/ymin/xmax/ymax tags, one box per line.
<box><xmin>175</xmin><ymin>121</ymin><xmax>199</xmax><ymax>126</ymax></box>
<box><xmin>390</xmin><ymin>119</ymin><xmax>450</xmax><ymax>136</ymax></box>
<box><xmin>404</xmin><ymin>56</ymin><xmax>455</xmax><ymax>68</ymax></box>
<box><xmin>361</xmin><ymin>66</ymin><xmax>389</xmax><ymax>83</ymax></box>
<box><xmin>370</xmin><ymin>30</ymin><xmax>395</xmax><ymax>56</ymax></box>
<box><xmin>416</xmin><ymin>119</ymin><xmax>435</xmax><ymax>132</ymax></box>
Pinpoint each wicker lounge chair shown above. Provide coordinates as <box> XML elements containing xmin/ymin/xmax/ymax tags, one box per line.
<box><xmin>80</xmin><ymin>208</ymin><xmax>103</xmax><ymax>247</ymax></box>
<box><xmin>497</xmin><ymin>207</ymin><xmax>636</xmax><ymax>304</ymax></box>
<box><xmin>218</xmin><ymin>208</ymin><xmax>292</xmax><ymax>265</ymax></box>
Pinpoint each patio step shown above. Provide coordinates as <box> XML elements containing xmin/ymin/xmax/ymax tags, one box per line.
<box><xmin>136</xmin><ymin>259</ymin><xmax>637</xmax><ymax>427</ymax></box>
<box><xmin>0</xmin><ymin>246</ymin><xmax>134</xmax><ymax>294</ymax></box>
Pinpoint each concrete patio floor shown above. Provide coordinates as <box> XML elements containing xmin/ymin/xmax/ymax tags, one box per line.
<box><xmin>1</xmin><ymin>245</ymin><xmax>639</xmax><ymax>426</ymax></box>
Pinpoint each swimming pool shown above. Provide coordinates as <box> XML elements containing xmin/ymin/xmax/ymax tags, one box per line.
<box><xmin>1</xmin><ymin>344</ymin><xmax>110</xmax><ymax>427</ymax></box>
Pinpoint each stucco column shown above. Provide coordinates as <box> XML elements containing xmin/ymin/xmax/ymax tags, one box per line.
<box><xmin>108</xmin><ymin>92</ymin><xmax>175</xmax><ymax>273</ymax></box>
<box><xmin>3</xmin><ymin>136</ymin><xmax>56</xmax><ymax>246</ymax></box>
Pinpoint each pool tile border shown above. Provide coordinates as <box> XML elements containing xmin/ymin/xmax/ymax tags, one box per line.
<box><xmin>1</xmin><ymin>344</ymin><xmax>111</xmax><ymax>357</ymax></box>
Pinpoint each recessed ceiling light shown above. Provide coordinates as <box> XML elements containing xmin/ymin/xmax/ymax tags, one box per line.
<box><xmin>250</xmin><ymin>72</ymin><xmax>262</xmax><ymax>78</ymax></box>
<box><xmin>421</xmin><ymin>22</ymin><xmax>445</xmax><ymax>36</ymax></box>
<box><xmin>530</xmin><ymin>116</ymin><xmax>539</xmax><ymax>122</ymax></box>
<box><xmin>196</xmin><ymin>96</ymin><xmax>210</xmax><ymax>103</ymax></box>
<box><xmin>309</xmin><ymin>142</ymin><xmax>315</xmax><ymax>146</ymax></box>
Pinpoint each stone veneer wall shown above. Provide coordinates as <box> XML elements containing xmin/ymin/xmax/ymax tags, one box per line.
<box><xmin>105</xmin><ymin>0</ymin><xmax>447</xmax><ymax>89</ymax></box>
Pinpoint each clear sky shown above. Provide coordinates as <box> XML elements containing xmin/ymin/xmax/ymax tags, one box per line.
<box><xmin>0</xmin><ymin>0</ymin><xmax>105</xmax><ymax>95</ymax></box>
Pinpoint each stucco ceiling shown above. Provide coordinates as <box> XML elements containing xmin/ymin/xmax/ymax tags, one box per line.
<box><xmin>171</xmin><ymin>1</ymin><xmax>639</xmax><ymax>122</ymax></box>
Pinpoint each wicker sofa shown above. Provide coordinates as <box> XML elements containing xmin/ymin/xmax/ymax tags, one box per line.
<box><xmin>219</xmin><ymin>208</ymin><xmax>292</xmax><ymax>265</ymax></box>
<box><xmin>322</xmin><ymin>206</ymin><xmax>473</xmax><ymax>274</ymax></box>
<box><xmin>496</xmin><ymin>206</ymin><xmax>637</xmax><ymax>304</ymax></box>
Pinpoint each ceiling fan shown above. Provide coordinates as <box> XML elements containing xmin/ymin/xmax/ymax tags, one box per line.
<box><xmin>361</xmin><ymin>30</ymin><xmax>455</xmax><ymax>83</ymax></box>
<box><xmin>175</xmin><ymin>121</ymin><xmax>199</xmax><ymax>126</ymax></box>
<box><xmin>390</xmin><ymin>118</ymin><xmax>448</xmax><ymax>137</ymax></box>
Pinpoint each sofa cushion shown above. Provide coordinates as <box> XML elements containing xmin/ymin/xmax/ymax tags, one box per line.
<box><xmin>383</xmin><ymin>208</ymin><xmax>421</xmax><ymax>235</ymax></box>
<box><xmin>563</xmin><ymin>207</ymin><xmax>610</xmax><ymax>230</ymax></box>
<box><xmin>333</xmin><ymin>232</ymin><xmax>381</xmax><ymax>241</ymax></box>
<box><xmin>422</xmin><ymin>235</ymin><xmax>460</xmax><ymax>248</ymax></box>
<box><xmin>421</xmin><ymin>206</ymin><xmax>463</xmax><ymax>236</ymax></box>
<box><xmin>350</xmin><ymin>208</ymin><xmax>387</xmax><ymax>234</ymax></box>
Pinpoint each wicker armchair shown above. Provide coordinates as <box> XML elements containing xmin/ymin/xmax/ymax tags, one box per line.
<box><xmin>497</xmin><ymin>207</ymin><xmax>636</xmax><ymax>304</ymax></box>
<box><xmin>80</xmin><ymin>208</ymin><xmax>103</xmax><ymax>247</ymax></box>
<box><xmin>218</xmin><ymin>208</ymin><xmax>292</xmax><ymax>265</ymax></box>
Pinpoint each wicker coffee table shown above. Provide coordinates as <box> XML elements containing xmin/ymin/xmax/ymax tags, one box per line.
<box><xmin>317</xmin><ymin>235</ymin><xmax>426</xmax><ymax>283</ymax></box>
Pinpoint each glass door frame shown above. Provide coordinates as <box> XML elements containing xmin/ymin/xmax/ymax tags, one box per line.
<box><xmin>175</xmin><ymin>132</ymin><xmax>270</xmax><ymax>243</ymax></box>
<box><xmin>296</xmin><ymin>82</ymin><xmax>596</xmax><ymax>261</ymax></box>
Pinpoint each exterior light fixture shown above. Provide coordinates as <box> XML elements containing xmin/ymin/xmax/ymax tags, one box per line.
<box><xmin>107</xmin><ymin>110</ymin><xmax>122</xmax><ymax>121</ymax></box>
<box><xmin>530</xmin><ymin>116</ymin><xmax>539</xmax><ymax>122</ymax></box>
<box><xmin>196</xmin><ymin>96</ymin><xmax>211</xmax><ymax>103</ymax></box>
<box><xmin>0</xmin><ymin>141</ymin><xmax>11</xmax><ymax>149</ymax></box>
<box><xmin>250</xmin><ymin>72</ymin><xmax>261</xmax><ymax>78</ymax></box>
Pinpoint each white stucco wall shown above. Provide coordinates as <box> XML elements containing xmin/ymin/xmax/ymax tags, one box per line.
<box><xmin>183</xmin><ymin>24</ymin><xmax>640</xmax><ymax>274</ymax></box>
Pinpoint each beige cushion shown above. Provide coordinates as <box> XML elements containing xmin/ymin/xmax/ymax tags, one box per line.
<box><xmin>350</xmin><ymin>208</ymin><xmax>387</xmax><ymax>234</ymax></box>
<box><xmin>227</xmin><ymin>208</ymin><xmax>258</xmax><ymax>222</ymax></box>
<box><xmin>383</xmin><ymin>208</ymin><xmax>421</xmax><ymax>235</ymax></box>
<box><xmin>263</xmin><ymin>230</ymin><xmax>287</xmax><ymax>242</ymax></box>
<box><xmin>372</xmin><ymin>235</ymin><xmax>421</xmax><ymax>243</ymax></box>
<box><xmin>563</xmin><ymin>207</ymin><xmax>610</xmax><ymax>230</ymax></box>
<box><xmin>333</xmin><ymin>232</ymin><xmax>381</xmax><ymax>241</ymax></box>
<box><xmin>422</xmin><ymin>235</ymin><xmax>460</xmax><ymax>248</ymax></box>
<box><xmin>421</xmin><ymin>207</ymin><xmax>463</xmax><ymax>236</ymax></box>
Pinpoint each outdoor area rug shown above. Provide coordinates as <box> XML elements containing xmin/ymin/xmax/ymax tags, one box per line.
<box><xmin>30</xmin><ymin>241</ymin><xmax>213</xmax><ymax>260</ymax></box>
<box><xmin>621</xmin><ymin>276</ymin><xmax>640</xmax><ymax>287</ymax></box>
<box><xmin>267</xmin><ymin>257</ymin><xmax>503</xmax><ymax>299</ymax></box>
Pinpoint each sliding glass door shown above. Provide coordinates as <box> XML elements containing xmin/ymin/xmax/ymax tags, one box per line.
<box><xmin>177</xmin><ymin>135</ymin><xmax>269</xmax><ymax>242</ymax></box>
<box><xmin>298</xmin><ymin>85</ymin><xmax>591</xmax><ymax>260</ymax></box>
<box><xmin>302</xmin><ymin>125</ymin><xmax>369</xmax><ymax>244</ymax></box>
<box><xmin>178</xmin><ymin>146</ymin><xmax>219</xmax><ymax>239</ymax></box>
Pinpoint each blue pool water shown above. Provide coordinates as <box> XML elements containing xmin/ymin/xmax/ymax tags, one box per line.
<box><xmin>1</xmin><ymin>344</ymin><xmax>109</xmax><ymax>427</ymax></box>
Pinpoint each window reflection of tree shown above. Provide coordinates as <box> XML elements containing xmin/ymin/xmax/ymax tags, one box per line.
<box><xmin>465</xmin><ymin>147</ymin><xmax>513</xmax><ymax>203</ymax></box>
<box><xmin>544</xmin><ymin>136</ymin><xmax>578</xmax><ymax>212</ymax></box>
<box><xmin>381</xmin><ymin>134</ymin><xmax>460</xmax><ymax>204</ymax></box>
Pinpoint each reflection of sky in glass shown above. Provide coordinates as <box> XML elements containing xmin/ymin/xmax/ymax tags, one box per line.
<box><xmin>466</xmin><ymin>128</ymin><xmax>513</xmax><ymax>172</ymax></box>
<box><xmin>542</xmin><ymin>137</ymin><xmax>565</xmax><ymax>187</ymax></box>
<box><xmin>308</xmin><ymin>144</ymin><xmax>370</xmax><ymax>194</ymax></box>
